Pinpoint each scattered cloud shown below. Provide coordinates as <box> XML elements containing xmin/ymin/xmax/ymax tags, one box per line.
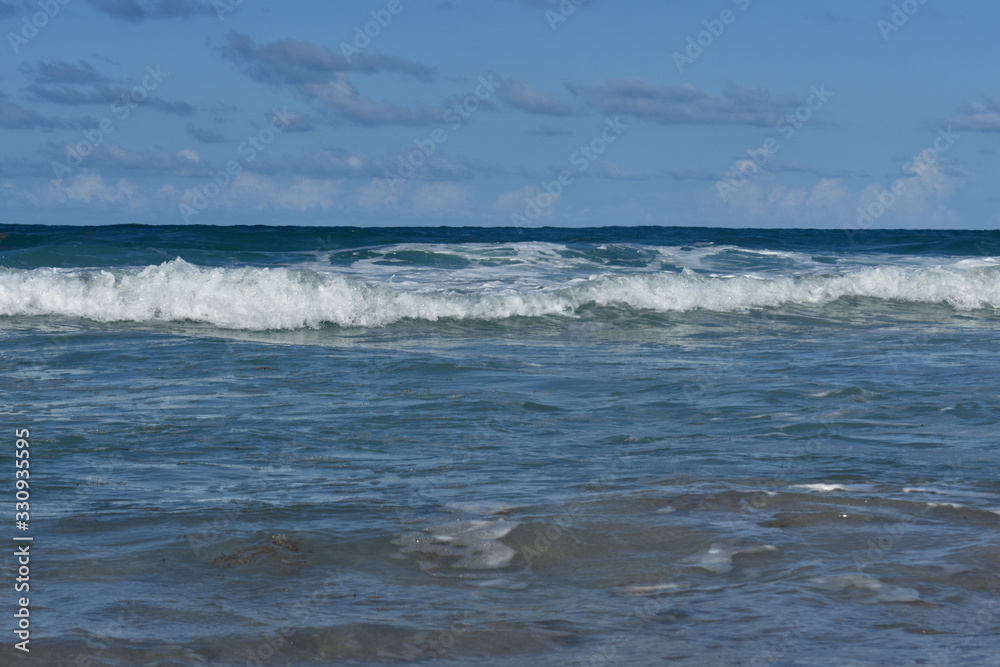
<box><xmin>252</xmin><ymin>145</ymin><xmax>379</xmax><ymax>178</ymax></box>
<box><xmin>765</xmin><ymin>162</ymin><xmax>862</xmax><ymax>179</ymax></box>
<box><xmin>0</xmin><ymin>102</ymin><xmax>68</xmax><ymax>130</ymax></box>
<box><xmin>222</xmin><ymin>32</ymin><xmax>436</xmax><ymax>85</ymax></box>
<box><xmin>222</xmin><ymin>32</ymin><xmax>443</xmax><ymax>125</ymax></box>
<box><xmin>661</xmin><ymin>168</ymin><xmax>722</xmax><ymax>181</ymax></box>
<box><xmin>855</xmin><ymin>163</ymin><xmax>964</xmax><ymax>226</ymax></box>
<box><xmin>499</xmin><ymin>78</ymin><xmax>575</xmax><ymax>115</ymax></box>
<box><xmin>22</xmin><ymin>60</ymin><xmax>109</xmax><ymax>85</ymax></box>
<box><xmin>46</xmin><ymin>142</ymin><xmax>212</xmax><ymax>177</ymax></box>
<box><xmin>568</xmin><ymin>79</ymin><xmax>798</xmax><ymax>126</ymax></box>
<box><xmin>185</xmin><ymin>123</ymin><xmax>227</xmax><ymax>143</ymax></box>
<box><xmin>27</xmin><ymin>85</ymin><xmax>195</xmax><ymax>115</ymax></box>
<box><xmin>227</xmin><ymin>173</ymin><xmax>340</xmax><ymax>212</ymax></box>
<box><xmin>52</xmin><ymin>172</ymin><xmax>140</xmax><ymax>205</ymax></box>
<box><xmin>358</xmin><ymin>178</ymin><xmax>399</xmax><ymax>209</ymax></box>
<box><xmin>274</xmin><ymin>110</ymin><xmax>316</xmax><ymax>132</ymax></box>
<box><xmin>948</xmin><ymin>97</ymin><xmax>1000</xmax><ymax>132</ymax></box>
<box><xmin>599</xmin><ymin>161</ymin><xmax>644</xmax><ymax>181</ymax></box>
<box><xmin>210</xmin><ymin>100</ymin><xmax>239</xmax><ymax>124</ymax></box>
<box><xmin>411</xmin><ymin>182</ymin><xmax>469</xmax><ymax>215</ymax></box>
<box><xmin>298</xmin><ymin>74</ymin><xmax>442</xmax><ymax>126</ymax></box>
<box><xmin>528</xmin><ymin>123</ymin><xmax>573</xmax><ymax>137</ymax></box>
<box><xmin>88</xmin><ymin>0</ymin><xmax>217</xmax><ymax>22</ymax></box>
<box><xmin>717</xmin><ymin>161</ymin><xmax>964</xmax><ymax>228</ymax></box>
<box><xmin>805</xmin><ymin>178</ymin><xmax>849</xmax><ymax>208</ymax></box>
<box><xmin>493</xmin><ymin>185</ymin><xmax>554</xmax><ymax>220</ymax></box>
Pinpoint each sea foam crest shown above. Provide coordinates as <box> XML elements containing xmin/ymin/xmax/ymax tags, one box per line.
<box><xmin>1</xmin><ymin>258</ymin><xmax>997</xmax><ymax>330</ymax></box>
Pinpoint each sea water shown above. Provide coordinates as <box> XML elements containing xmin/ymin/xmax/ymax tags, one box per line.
<box><xmin>1</xmin><ymin>225</ymin><xmax>999</xmax><ymax>665</ymax></box>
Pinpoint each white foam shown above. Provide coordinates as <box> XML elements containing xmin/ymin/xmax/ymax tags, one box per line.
<box><xmin>925</xmin><ymin>502</ymin><xmax>966</xmax><ymax>510</ymax></box>
<box><xmin>2</xmin><ymin>258</ymin><xmax>998</xmax><ymax>330</ymax></box>
<box><xmin>810</xmin><ymin>574</ymin><xmax>921</xmax><ymax>603</ymax></box>
<box><xmin>392</xmin><ymin>519</ymin><xmax>519</xmax><ymax>570</ymax></box>
<box><xmin>472</xmin><ymin>578</ymin><xmax>529</xmax><ymax>589</ymax></box>
<box><xmin>790</xmin><ymin>483</ymin><xmax>853</xmax><ymax>492</ymax></box>
<box><xmin>621</xmin><ymin>581</ymin><xmax>685</xmax><ymax>595</ymax></box>
<box><xmin>686</xmin><ymin>543</ymin><xmax>777</xmax><ymax>573</ymax></box>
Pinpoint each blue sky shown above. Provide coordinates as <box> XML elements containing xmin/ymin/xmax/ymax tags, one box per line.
<box><xmin>1</xmin><ymin>0</ymin><xmax>997</xmax><ymax>228</ymax></box>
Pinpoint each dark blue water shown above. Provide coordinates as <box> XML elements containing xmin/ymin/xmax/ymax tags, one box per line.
<box><xmin>2</xmin><ymin>225</ymin><xmax>999</xmax><ymax>665</ymax></box>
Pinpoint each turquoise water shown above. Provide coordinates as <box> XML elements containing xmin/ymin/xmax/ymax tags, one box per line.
<box><xmin>2</xmin><ymin>225</ymin><xmax>1000</xmax><ymax>665</ymax></box>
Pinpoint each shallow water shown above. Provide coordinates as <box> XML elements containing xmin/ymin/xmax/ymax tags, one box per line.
<box><xmin>2</xmin><ymin>225</ymin><xmax>999</xmax><ymax>665</ymax></box>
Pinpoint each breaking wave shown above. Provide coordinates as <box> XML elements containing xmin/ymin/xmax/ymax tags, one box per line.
<box><xmin>1</xmin><ymin>258</ymin><xmax>998</xmax><ymax>330</ymax></box>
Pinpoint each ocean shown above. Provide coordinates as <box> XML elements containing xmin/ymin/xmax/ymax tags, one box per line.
<box><xmin>2</xmin><ymin>224</ymin><xmax>999</xmax><ymax>666</ymax></box>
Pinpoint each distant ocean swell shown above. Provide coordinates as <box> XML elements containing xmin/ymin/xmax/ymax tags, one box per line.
<box><xmin>1</xmin><ymin>257</ymin><xmax>998</xmax><ymax>329</ymax></box>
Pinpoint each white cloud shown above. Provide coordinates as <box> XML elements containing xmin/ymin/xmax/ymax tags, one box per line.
<box><xmin>716</xmin><ymin>161</ymin><xmax>965</xmax><ymax>228</ymax></box>
<box><xmin>358</xmin><ymin>178</ymin><xmax>399</xmax><ymax>210</ymax></box>
<box><xmin>229</xmin><ymin>173</ymin><xmax>339</xmax><ymax>211</ymax></box>
<box><xmin>856</xmin><ymin>164</ymin><xmax>963</xmax><ymax>227</ymax></box>
<box><xmin>276</xmin><ymin>178</ymin><xmax>339</xmax><ymax>211</ymax></box>
<box><xmin>412</xmin><ymin>182</ymin><xmax>468</xmax><ymax>216</ymax></box>
<box><xmin>489</xmin><ymin>184</ymin><xmax>561</xmax><ymax>223</ymax></box>
<box><xmin>599</xmin><ymin>161</ymin><xmax>644</xmax><ymax>181</ymax></box>
<box><xmin>805</xmin><ymin>178</ymin><xmax>849</xmax><ymax>208</ymax></box>
<box><xmin>52</xmin><ymin>172</ymin><xmax>140</xmax><ymax>206</ymax></box>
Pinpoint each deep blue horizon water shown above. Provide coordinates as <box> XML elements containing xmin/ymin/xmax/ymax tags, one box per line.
<box><xmin>2</xmin><ymin>224</ymin><xmax>999</xmax><ymax>665</ymax></box>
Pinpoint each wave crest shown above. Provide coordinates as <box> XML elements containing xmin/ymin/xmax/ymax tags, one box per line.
<box><xmin>1</xmin><ymin>259</ymin><xmax>997</xmax><ymax>330</ymax></box>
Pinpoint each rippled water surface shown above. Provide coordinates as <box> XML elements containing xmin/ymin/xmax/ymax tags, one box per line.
<box><xmin>2</xmin><ymin>225</ymin><xmax>999</xmax><ymax>665</ymax></box>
